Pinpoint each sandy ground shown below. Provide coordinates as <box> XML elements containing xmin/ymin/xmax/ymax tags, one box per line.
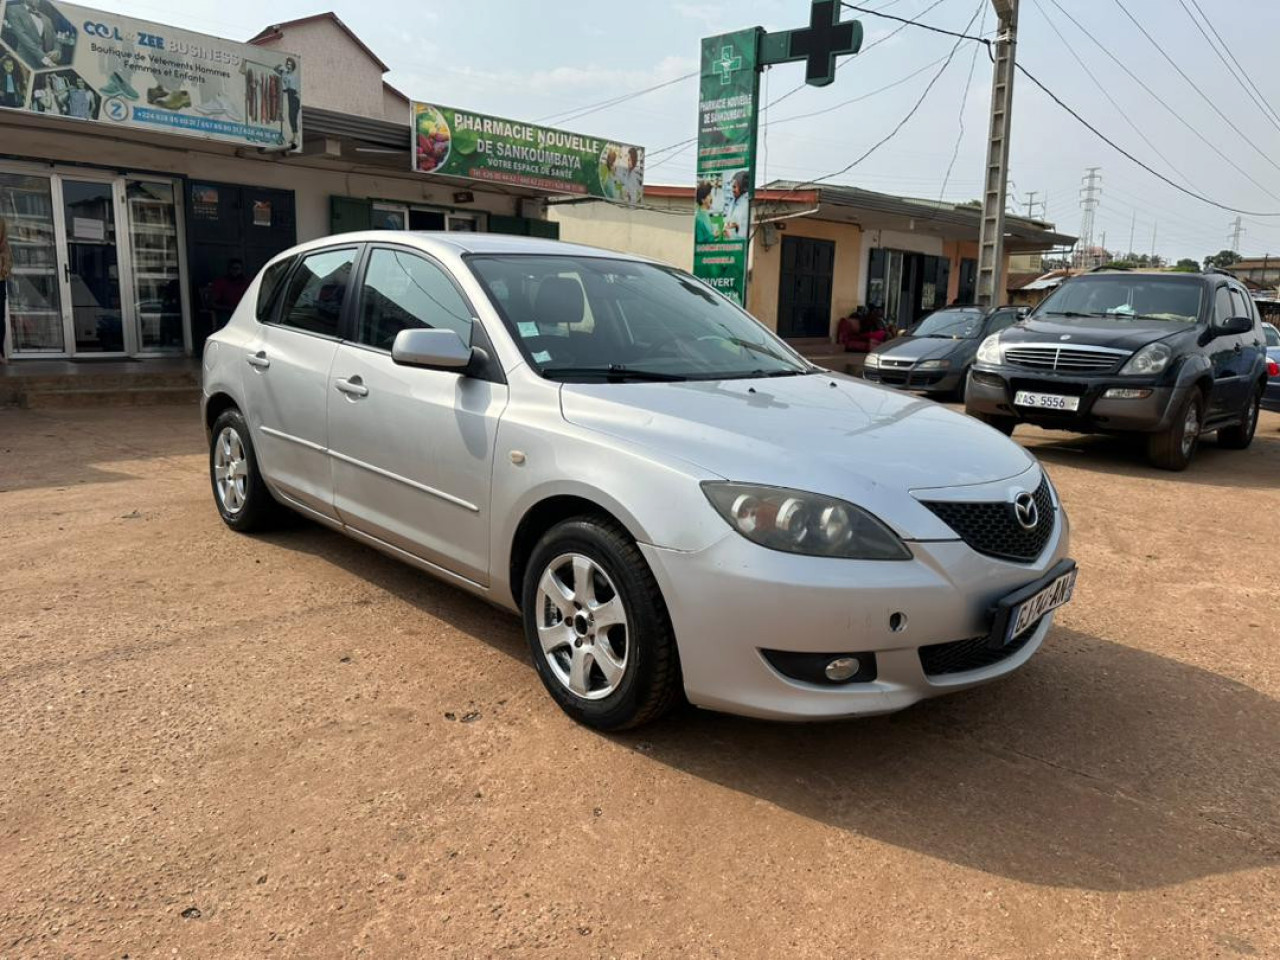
<box><xmin>1</xmin><ymin>403</ymin><xmax>1278</xmax><ymax>960</ymax></box>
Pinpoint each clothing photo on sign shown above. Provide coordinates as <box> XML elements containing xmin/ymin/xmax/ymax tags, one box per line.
<box><xmin>2</xmin><ymin>0</ymin><xmax>75</xmax><ymax>70</ymax></box>
<box><xmin>0</xmin><ymin>52</ymin><xmax>31</xmax><ymax>108</ymax></box>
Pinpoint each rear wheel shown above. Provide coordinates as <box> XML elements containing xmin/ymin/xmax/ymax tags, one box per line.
<box><xmin>209</xmin><ymin>408</ymin><xmax>285</xmax><ymax>531</ymax></box>
<box><xmin>1217</xmin><ymin>385</ymin><xmax>1261</xmax><ymax>449</ymax></box>
<box><xmin>521</xmin><ymin>517</ymin><xmax>680</xmax><ymax>731</ymax></box>
<box><xmin>1147</xmin><ymin>389</ymin><xmax>1203</xmax><ymax>471</ymax></box>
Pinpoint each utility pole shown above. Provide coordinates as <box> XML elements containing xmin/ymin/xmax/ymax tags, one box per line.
<box><xmin>1024</xmin><ymin>190</ymin><xmax>1039</xmax><ymax>218</ymax></box>
<box><xmin>1151</xmin><ymin>222</ymin><xmax>1157</xmax><ymax>260</ymax></box>
<box><xmin>976</xmin><ymin>0</ymin><xmax>1018</xmax><ymax>308</ymax></box>
<box><xmin>1078</xmin><ymin>166</ymin><xmax>1101</xmax><ymax>269</ymax></box>
<box><xmin>1228</xmin><ymin>216</ymin><xmax>1244</xmax><ymax>254</ymax></box>
<box><xmin>1128</xmin><ymin>209</ymin><xmax>1136</xmax><ymax>259</ymax></box>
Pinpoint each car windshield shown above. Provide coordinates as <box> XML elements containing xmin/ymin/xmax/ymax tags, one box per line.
<box><xmin>1265</xmin><ymin>324</ymin><xmax>1280</xmax><ymax>347</ymax></box>
<box><xmin>1036</xmin><ymin>276</ymin><xmax>1203</xmax><ymax>323</ymax></box>
<box><xmin>467</xmin><ymin>255</ymin><xmax>811</xmax><ymax>381</ymax></box>
<box><xmin>909</xmin><ymin>307</ymin><xmax>986</xmax><ymax>339</ymax></box>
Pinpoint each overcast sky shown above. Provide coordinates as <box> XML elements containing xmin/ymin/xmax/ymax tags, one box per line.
<box><xmin>107</xmin><ymin>0</ymin><xmax>1280</xmax><ymax>262</ymax></box>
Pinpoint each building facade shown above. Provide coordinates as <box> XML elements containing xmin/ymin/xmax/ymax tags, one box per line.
<box><xmin>0</xmin><ymin>10</ymin><xmax>558</xmax><ymax>362</ymax></box>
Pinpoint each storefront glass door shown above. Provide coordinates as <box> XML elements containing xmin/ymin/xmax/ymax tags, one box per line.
<box><xmin>0</xmin><ymin>172</ymin><xmax>65</xmax><ymax>354</ymax></box>
<box><xmin>62</xmin><ymin>178</ymin><xmax>124</xmax><ymax>354</ymax></box>
<box><xmin>1</xmin><ymin>165</ymin><xmax>190</xmax><ymax>359</ymax></box>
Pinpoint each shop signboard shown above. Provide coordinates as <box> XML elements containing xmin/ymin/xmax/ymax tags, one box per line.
<box><xmin>0</xmin><ymin>0</ymin><xmax>301</xmax><ymax>149</ymax></box>
<box><xmin>412</xmin><ymin>101</ymin><xmax>644</xmax><ymax>203</ymax></box>
<box><xmin>691</xmin><ymin>28</ymin><xmax>761</xmax><ymax>306</ymax></box>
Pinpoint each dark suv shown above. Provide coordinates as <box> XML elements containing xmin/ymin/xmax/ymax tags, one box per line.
<box><xmin>965</xmin><ymin>270</ymin><xmax>1268</xmax><ymax>470</ymax></box>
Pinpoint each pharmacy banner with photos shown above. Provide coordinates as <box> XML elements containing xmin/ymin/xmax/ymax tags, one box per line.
<box><xmin>692</xmin><ymin>28</ymin><xmax>761</xmax><ymax>306</ymax></box>
<box><xmin>412</xmin><ymin>101</ymin><xmax>644</xmax><ymax>203</ymax></box>
<box><xmin>0</xmin><ymin>0</ymin><xmax>302</xmax><ymax>148</ymax></box>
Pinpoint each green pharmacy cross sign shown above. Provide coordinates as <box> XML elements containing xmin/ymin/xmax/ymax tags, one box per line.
<box><xmin>692</xmin><ymin>1</ymin><xmax>862</xmax><ymax>306</ymax></box>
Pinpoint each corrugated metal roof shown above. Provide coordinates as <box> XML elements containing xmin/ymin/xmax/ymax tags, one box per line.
<box><xmin>301</xmin><ymin>106</ymin><xmax>408</xmax><ymax>150</ymax></box>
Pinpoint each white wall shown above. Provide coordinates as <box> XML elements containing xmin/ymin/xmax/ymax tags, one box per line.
<box><xmin>254</xmin><ymin>19</ymin><xmax>389</xmax><ymax>121</ymax></box>
<box><xmin>548</xmin><ymin>197</ymin><xmax>693</xmax><ymax>269</ymax></box>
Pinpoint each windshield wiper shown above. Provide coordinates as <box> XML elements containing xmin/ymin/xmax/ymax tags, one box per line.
<box><xmin>759</xmin><ymin>368</ymin><xmax>814</xmax><ymax>377</ymax></box>
<box><xmin>541</xmin><ymin>365</ymin><xmax>688</xmax><ymax>382</ymax></box>
<box><xmin>1045</xmin><ymin>310</ymin><xmax>1114</xmax><ymax>318</ymax></box>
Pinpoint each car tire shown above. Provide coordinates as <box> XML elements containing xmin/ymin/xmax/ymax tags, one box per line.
<box><xmin>1217</xmin><ymin>385</ymin><xmax>1261</xmax><ymax>449</ymax></box>
<box><xmin>209</xmin><ymin>408</ymin><xmax>285</xmax><ymax>532</ymax></box>
<box><xmin>1147</xmin><ymin>388</ymin><xmax>1203</xmax><ymax>471</ymax></box>
<box><xmin>973</xmin><ymin>412</ymin><xmax>1017</xmax><ymax>436</ymax></box>
<box><xmin>521</xmin><ymin>516</ymin><xmax>681</xmax><ymax>731</ymax></box>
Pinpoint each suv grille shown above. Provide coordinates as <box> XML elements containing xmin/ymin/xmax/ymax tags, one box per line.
<box><xmin>919</xmin><ymin>630</ymin><xmax>1035</xmax><ymax>677</ymax></box>
<box><xmin>919</xmin><ymin>477</ymin><xmax>1056</xmax><ymax>563</ymax></box>
<box><xmin>1003</xmin><ymin>345</ymin><xmax>1123</xmax><ymax>373</ymax></box>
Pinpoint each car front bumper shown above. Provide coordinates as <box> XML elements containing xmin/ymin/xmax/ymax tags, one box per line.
<box><xmin>965</xmin><ymin>365</ymin><xmax>1187</xmax><ymax>432</ymax></box>
<box><xmin>864</xmin><ymin>364</ymin><xmax>963</xmax><ymax>393</ymax></box>
<box><xmin>639</xmin><ymin>490</ymin><xmax>1071</xmax><ymax>720</ymax></box>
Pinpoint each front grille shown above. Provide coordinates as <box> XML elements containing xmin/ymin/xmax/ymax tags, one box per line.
<box><xmin>919</xmin><ymin>476</ymin><xmax>1056</xmax><ymax>563</ymax></box>
<box><xmin>919</xmin><ymin>629</ymin><xmax>1035</xmax><ymax>677</ymax></box>
<box><xmin>1004</xmin><ymin>345</ymin><xmax>1122</xmax><ymax>374</ymax></box>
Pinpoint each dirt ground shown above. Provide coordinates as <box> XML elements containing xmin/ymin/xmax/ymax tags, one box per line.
<box><xmin>1</xmin><ymin>403</ymin><xmax>1278</xmax><ymax>960</ymax></box>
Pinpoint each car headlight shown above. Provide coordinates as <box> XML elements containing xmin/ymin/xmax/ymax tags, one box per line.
<box><xmin>1119</xmin><ymin>341</ymin><xmax>1173</xmax><ymax>376</ymax></box>
<box><xmin>976</xmin><ymin>333</ymin><xmax>1003</xmax><ymax>364</ymax></box>
<box><xmin>918</xmin><ymin>359</ymin><xmax>951</xmax><ymax>369</ymax></box>
<box><xmin>701</xmin><ymin>482</ymin><xmax>912</xmax><ymax>560</ymax></box>
<box><xmin>864</xmin><ymin>352</ymin><xmax>881</xmax><ymax>368</ymax></box>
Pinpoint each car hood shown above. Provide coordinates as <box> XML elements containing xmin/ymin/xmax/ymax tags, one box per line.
<box><xmin>872</xmin><ymin>336</ymin><xmax>971</xmax><ymax>362</ymax></box>
<box><xmin>1010</xmin><ymin>316</ymin><xmax>1195</xmax><ymax>352</ymax></box>
<box><xmin>559</xmin><ymin>373</ymin><xmax>1037</xmax><ymax>538</ymax></box>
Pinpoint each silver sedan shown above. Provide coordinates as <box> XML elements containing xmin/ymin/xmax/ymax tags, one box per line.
<box><xmin>202</xmin><ymin>233</ymin><xmax>1075</xmax><ymax>730</ymax></box>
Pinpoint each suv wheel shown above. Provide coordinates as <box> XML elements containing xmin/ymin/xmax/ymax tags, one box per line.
<box><xmin>1217</xmin><ymin>386</ymin><xmax>1261</xmax><ymax>449</ymax></box>
<box><xmin>1147</xmin><ymin>389</ymin><xmax>1203</xmax><ymax>471</ymax></box>
<box><xmin>209</xmin><ymin>408</ymin><xmax>285</xmax><ymax>531</ymax></box>
<box><xmin>521</xmin><ymin>516</ymin><xmax>681</xmax><ymax>731</ymax></box>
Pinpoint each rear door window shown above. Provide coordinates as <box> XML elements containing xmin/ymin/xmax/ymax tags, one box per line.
<box><xmin>275</xmin><ymin>248</ymin><xmax>358</xmax><ymax>338</ymax></box>
<box><xmin>256</xmin><ymin>257</ymin><xmax>294</xmax><ymax>322</ymax></box>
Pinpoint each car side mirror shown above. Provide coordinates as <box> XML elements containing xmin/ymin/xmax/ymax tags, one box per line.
<box><xmin>1217</xmin><ymin>316</ymin><xmax>1254</xmax><ymax>337</ymax></box>
<box><xmin>391</xmin><ymin>328</ymin><xmax>475</xmax><ymax>371</ymax></box>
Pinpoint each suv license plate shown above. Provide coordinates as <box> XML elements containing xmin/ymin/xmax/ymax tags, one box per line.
<box><xmin>1006</xmin><ymin>568</ymin><xmax>1077</xmax><ymax>643</ymax></box>
<box><xmin>1014</xmin><ymin>391</ymin><xmax>1080</xmax><ymax>411</ymax></box>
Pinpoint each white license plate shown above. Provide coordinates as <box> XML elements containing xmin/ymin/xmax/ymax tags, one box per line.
<box><xmin>1014</xmin><ymin>390</ymin><xmax>1080</xmax><ymax>411</ymax></box>
<box><xmin>1007</xmin><ymin>569</ymin><xmax>1077</xmax><ymax>643</ymax></box>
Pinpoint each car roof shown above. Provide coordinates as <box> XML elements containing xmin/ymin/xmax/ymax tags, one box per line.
<box><xmin>278</xmin><ymin>230</ymin><xmax>654</xmax><ymax>263</ymax></box>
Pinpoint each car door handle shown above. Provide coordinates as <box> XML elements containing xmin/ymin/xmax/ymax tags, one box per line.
<box><xmin>334</xmin><ymin>376</ymin><xmax>369</xmax><ymax>398</ymax></box>
<box><xmin>245</xmin><ymin>352</ymin><xmax>270</xmax><ymax>370</ymax></box>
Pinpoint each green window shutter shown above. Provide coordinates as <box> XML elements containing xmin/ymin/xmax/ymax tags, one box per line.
<box><xmin>525</xmin><ymin>218</ymin><xmax>559</xmax><ymax>239</ymax></box>
<box><xmin>487</xmin><ymin>215</ymin><xmax>527</xmax><ymax>236</ymax></box>
<box><xmin>330</xmin><ymin>196</ymin><xmax>372</xmax><ymax>235</ymax></box>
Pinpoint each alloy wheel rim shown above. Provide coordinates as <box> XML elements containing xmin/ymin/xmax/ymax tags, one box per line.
<box><xmin>535</xmin><ymin>553</ymin><xmax>629</xmax><ymax>701</ymax></box>
<box><xmin>1181</xmin><ymin>403</ymin><xmax>1200</xmax><ymax>458</ymax></box>
<box><xmin>213</xmin><ymin>426</ymin><xmax>249</xmax><ymax>514</ymax></box>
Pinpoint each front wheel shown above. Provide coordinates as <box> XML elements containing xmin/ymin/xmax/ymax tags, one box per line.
<box><xmin>1217</xmin><ymin>386</ymin><xmax>1261</xmax><ymax>449</ymax></box>
<box><xmin>521</xmin><ymin>517</ymin><xmax>681</xmax><ymax>731</ymax></box>
<box><xmin>1147</xmin><ymin>389</ymin><xmax>1203</xmax><ymax>470</ymax></box>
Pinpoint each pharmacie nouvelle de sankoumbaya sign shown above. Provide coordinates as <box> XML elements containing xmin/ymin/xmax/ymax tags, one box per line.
<box><xmin>0</xmin><ymin>0</ymin><xmax>301</xmax><ymax>148</ymax></box>
<box><xmin>413</xmin><ymin>102</ymin><xmax>644</xmax><ymax>203</ymax></box>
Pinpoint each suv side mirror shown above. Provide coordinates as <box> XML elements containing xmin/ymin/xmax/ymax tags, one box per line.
<box><xmin>392</xmin><ymin>328</ymin><xmax>474</xmax><ymax>370</ymax></box>
<box><xmin>1217</xmin><ymin>316</ymin><xmax>1254</xmax><ymax>337</ymax></box>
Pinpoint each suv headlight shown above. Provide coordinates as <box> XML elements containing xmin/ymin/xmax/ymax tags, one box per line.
<box><xmin>702</xmin><ymin>482</ymin><xmax>912</xmax><ymax>560</ymax></box>
<box><xmin>976</xmin><ymin>333</ymin><xmax>1003</xmax><ymax>364</ymax></box>
<box><xmin>1119</xmin><ymin>341</ymin><xmax>1173</xmax><ymax>376</ymax></box>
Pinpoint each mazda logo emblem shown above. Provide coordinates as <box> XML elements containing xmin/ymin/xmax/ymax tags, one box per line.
<box><xmin>1013</xmin><ymin>492</ymin><xmax>1039</xmax><ymax>530</ymax></box>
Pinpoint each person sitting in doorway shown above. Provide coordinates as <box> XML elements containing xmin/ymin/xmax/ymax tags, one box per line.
<box><xmin>211</xmin><ymin>259</ymin><xmax>250</xmax><ymax>331</ymax></box>
<box><xmin>836</xmin><ymin>306</ymin><xmax>888</xmax><ymax>353</ymax></box>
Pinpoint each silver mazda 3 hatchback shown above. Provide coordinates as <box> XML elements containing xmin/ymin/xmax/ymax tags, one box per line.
<box><xmin>202</xmin><ymin>233</ymin><xmax>1075</xmax><ymax>730</ymax></box>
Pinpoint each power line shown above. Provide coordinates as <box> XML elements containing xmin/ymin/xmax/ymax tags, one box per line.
<box><xmin>1186</xmin><ymin>0</ymin><xmax>1280</xmax><ymax>129</ymax></box>
<box><xmin>1044</xmin><ymin>0</ymin><xmax>1280</xmax><ymax>206</ymax></box>
<box><xmin>1015</xmin><ymin>62</ymin><xmax>1280</xmax><ymax>217</ymax></box>
<box><xmin>840</xmin><ymin>1</ymin><xmax>987</xmax><ymax>43</ymax></box>
<box><xmin>935</xmin><ymin>0</ymin><xmax>987</xmax><ymax>205</ymax></box>
<box><xmin>1176</xmin><ymin>0</ymin><xmax>1280</xmax><ymax>135</ymax></box>
<box><xmin>1030</xmin><ymin>0</ymin><xmax>1194</xmax><ymax>190</ymax></box>
<box><xmin>534</xmin><ymin>70</ymin><xmax>697</xmax><ymax>126</ymax></box>
<box><xmin>1111</xmin><ymin>0</ymin><xmax>1280</xmax><ymax>178</ymax></box>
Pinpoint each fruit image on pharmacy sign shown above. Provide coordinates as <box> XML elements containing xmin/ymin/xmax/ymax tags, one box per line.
<box><xmin>0</xmin><ymin>0</ymin><xmax>301</xmax><ymax>149</ymax></box>
<box><xmin>413</xmin><ymin>101</ymin><xmax>645</xmax><ymax>203</ymax></box>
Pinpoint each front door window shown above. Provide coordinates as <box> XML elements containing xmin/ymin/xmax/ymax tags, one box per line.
<box><xmin>62</xmin><ymin>179</ymin><xmax>123</xmax><ymax>353</ymax></box>
<box><xmin>127</xmin><ymin>181</ymin><xmax>185</xmax><ymax>352</ymax></box>
<box><xmin>0</xmin><ymin>171</ymin><xmax>63</xmax><ymax>353</ymax></box>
